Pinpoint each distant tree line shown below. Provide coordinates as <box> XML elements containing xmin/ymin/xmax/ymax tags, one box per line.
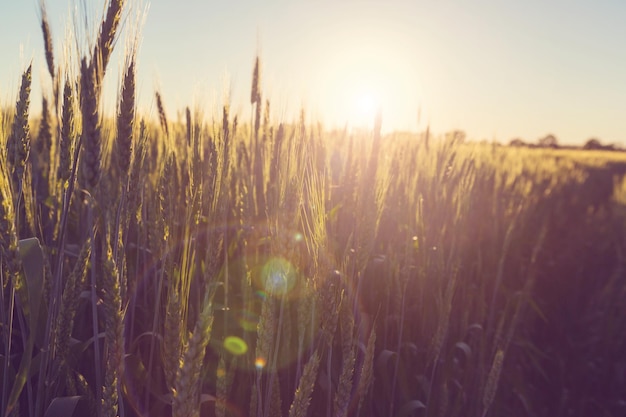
<box><xmin>508</xmin><ymin>134</ymin><xmax>623</xmax><ymax>151</ymax></box>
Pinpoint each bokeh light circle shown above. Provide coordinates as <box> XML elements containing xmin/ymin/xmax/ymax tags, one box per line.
<box><xmin>223</xmin><ymin>336</ymin><xmax>248</xmax><ymax>356</ymax></box>
<box><xmin>260</xmin><ymin>257</ymin><xmax>298</xmax><ymax>297</ymax></box>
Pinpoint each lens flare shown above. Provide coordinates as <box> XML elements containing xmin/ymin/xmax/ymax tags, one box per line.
<box><xmin>261</xmin><ymin>257</ymin><xmax>297</xmax><ymax>297</ymax></box>
<box><xmin>224</xmin><ymin>336</ymin><xmax>248</xmax><ymax>356</ymax></box>
<box><xmin>237</xmin><ymin>309</ymin><xmax>259</xmax><ymax>332</ymax></box>
<box><xmin>255</xmin><ymin>357</ymin><xmax>267</xmax><ymax>370</ymax></box>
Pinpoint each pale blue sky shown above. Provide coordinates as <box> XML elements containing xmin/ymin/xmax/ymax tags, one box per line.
<box><xmin>1</xmin><ymin>0</ymin><xmax>625</xmax><ymax>145</ymax></box>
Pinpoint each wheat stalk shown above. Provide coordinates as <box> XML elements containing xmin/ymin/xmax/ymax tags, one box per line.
<box><xmin>481</xmin><ymin>349</ymin><xmax>504</xmax><ymax>417</ymax></box>
<box><xmin>57</xmin><ymin>79</ymin><xmax>74</xmax><ymax>185</ymax></box>
<box><xmin>101</xmin><ymin>237</ymin><xmax>124</xmax><ymax>417</ymax></box>
<box><xmin>40</xmin><ymin>2</ymin><xmax>55</xmax><ymax>81</ymax></box>
<box><xmin>215</xmin><ymin>355</ymin><xmax>236</xmax><ymax>417</ymax></box>
<box><xmin>173</xmin><ymin>290</ymin><xmax>215</xmax><ymax>417</ymax></box>
<box><xmin>34</xmin><ymin>96</ymin><xmax>52</xmax><ymax>191</ymax></box>
<box><xmin>356</xmin><ymin>326</ymin><xmax>376</xmax><ymax>416</ymax></box>
<box><xmin>94</xmin><ymin>0</ymin><xmax>125</xmax><ymax>76</ymax></box>
<box><xmin>288</xmin><ymin>351</ymin><xmax>320</xmax><ymax>417</ymax></box>
<box><xmin>7</xmin><ymin>64</ymin><xmax>32</xmax><ymax>192</ymax></box>
<box><xmin>253</xmin><ymin>291</ymin><xmax>277</xmax><ymax>416</ymax></box>
<box><xmin>116</xmin><ymin>58</ymin><xmax>135</xmax><ymax>180</ymax></box>
<box><xmin>53</xmin><ymin>237</ymin><xmax>91</xmax><ymax>375</ymax></box>
<box><xmin>163</xmin><ymin>286</ymin><xmax>183</xmax><ymax>392</ymax></box>
<box><xmin>334</xmin><ymin>299</ymin><xmax>356</xmax><ymax>417</ymax></box>
<box><xmin>79</xmin><ymin>58</ymin><xmax>101</xmax><ymax>191</ymax></box>
<box><xmin>156</xmin><ymin>91</ymin><xmax>169</xmax><ymax>137</ymax></box>
<box><xmin>0</xmin><ymin>143</ymin><xmax>21</xmax><ymax>417</ymax></box>
<box><xmin>296</xmin><ymin>278</ymin><xmax>315</xmax><ymax>383</ymax></box>
<box><xmin>251</xmin><ymin>56</ymin><xmax>261</xmax><ymax>105</ymax></box>
<box><xmin>0</xmin><ymin>159</ymin><xmax>19</xmax><ymax>278</ymax></box>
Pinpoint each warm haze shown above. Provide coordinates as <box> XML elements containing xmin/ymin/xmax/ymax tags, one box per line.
<box><xmin>2</xmin><ymin>1</ymin><xmax>626</xmax><ymax>417</ymax></box>
<box><xmin>1</xmin><ymin>0</ymin><xmax>625</xmax><ymax>145</ymax></box>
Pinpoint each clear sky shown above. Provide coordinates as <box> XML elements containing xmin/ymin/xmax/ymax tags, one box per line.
<box><xmin>1</xmin><ymin>0</ymin><xmax>625</xmax><ymax>145</ymax></box>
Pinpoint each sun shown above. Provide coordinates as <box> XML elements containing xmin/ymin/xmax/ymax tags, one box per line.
<box><xmin>314</xmin><ymin>31</ymin><xmax>423</xmax><ymax>133</ymax></box>
<box><xmin>355</xmin><ymin>91</ymin><xmax>379</xmax><ymax>123</ymax></box>
<box><xmin>336</xmin><ymin>72</ymin><xmax>384</xmax><ymax>129</ymax></box>
<box><xmin>340</xmin><ymin>74</ymin><xmax>387</xmax><ymax>129</ymax></box>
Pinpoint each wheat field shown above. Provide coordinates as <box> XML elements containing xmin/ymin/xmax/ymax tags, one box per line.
<box><xmin>1</xmin><ymin>2</ymin><xmax>626</xmax><ymax>417</ymax></box>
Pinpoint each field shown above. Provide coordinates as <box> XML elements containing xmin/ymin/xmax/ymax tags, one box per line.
<box><xmin>2</xmin><ymin>2</ymin><xmax>626</xmax><ymax>417</ymax></box>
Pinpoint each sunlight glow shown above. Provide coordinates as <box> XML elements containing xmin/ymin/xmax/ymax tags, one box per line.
<box><xmin>354</xmin><ymin>91</ymin><xmax>379</xmax><ymax>125</ymax></box>
<box><xmin>313</xmin><ymin>25</ymin><xmax>423</xmax><ymax>132</ymax></box>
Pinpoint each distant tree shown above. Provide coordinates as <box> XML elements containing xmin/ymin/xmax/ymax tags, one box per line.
<box><xmin>583</xmin><ymin>138</ymin><xmax>603</xmax><ymax>150</ymax></box>
<box><xmin>509</xmin><ymin>138</ymin><xmax>526</xmax><ymax>147</ymax></box>
<box><xmin>538</xmin><ymin>134</ymin><xmax>558</xmax><ymax>148</ymax></box>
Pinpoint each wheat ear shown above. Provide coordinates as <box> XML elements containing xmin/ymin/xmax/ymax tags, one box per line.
<box><xmin>94</xmin><ymin>0</ymin><xmax>125</xmax><ymax>74</ymax></box>
<box><xmin>7</xmin><ymin>64</ymin><xmax>32</xmax><ymax>192</ymax></box>
<box><xmin>102</xmin><ymin>236</ymin><xmax>124</xmax><ymax>417</ymax></box>
<box><xmin>53</xmin><ymin>237</ymin><xmax>91</xmax><ymax>374</ymax></box>
<box><xmin>79</xmin><ymin>58</ymin><xmax>101</xmax><ymax>191</ymax></box>
<box><xmin>173</xmin><ymin>290</ymin><xmax>215</xmax><ymax>417</ymax></box>
<box><xmin>116</xmin><ymin>58</ymin><xmax>135</xmax><ymax>180</ymax></box>
<box><xmin>155</xmin><ymin>91</ymin><xmax>169</xmax><ymax>137</ymax></box>
<box><xmin>288</xmin><ymin>351</ymin><xmax>321</xmax><ymax>417</ymax></box>
<box><xmin>40</xmin><ymin>3</ymin><xmax>55</xmax><ymax>81</ymax></box>
<box><xmin>58</xmin><ymin>79</ymin><xmax>74</xmax><ymax>185</ymax></box>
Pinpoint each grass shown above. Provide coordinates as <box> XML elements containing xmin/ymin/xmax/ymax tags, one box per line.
<box><xmin>1</xmin><ymin>1</ymin><xmax>626</xmax><ymax>417</ymax></box>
